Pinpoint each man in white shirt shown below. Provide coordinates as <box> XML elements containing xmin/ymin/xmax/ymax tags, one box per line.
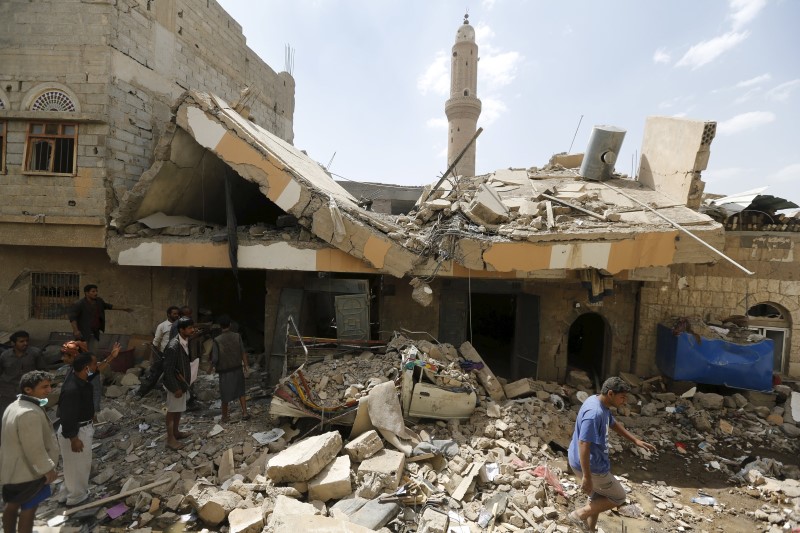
<box><xmin>153</xmin><ymin>306</ymin><xmax>180</xmax><ymax>354</ymax></box>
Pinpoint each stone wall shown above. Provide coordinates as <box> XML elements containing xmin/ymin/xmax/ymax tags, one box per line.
<box><xmin>0</xmin><ymin>0</ymin><xmax>294</xmax><ymax>225</ymax></box>
<box><xmin>0</xmin><ymin>245</ymin><xmax>194</xmax><ymax>344</ymax></box>
<box><xmin>635</xmin><ymin>232</ymin><xmax>800</xmax><ymax>378</ymax></box>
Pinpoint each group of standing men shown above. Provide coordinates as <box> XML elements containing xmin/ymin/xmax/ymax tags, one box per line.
<box><xmin>150</xmin><ymin>306</ymin><xmax>249</xmax><ymax>451</ymax></box>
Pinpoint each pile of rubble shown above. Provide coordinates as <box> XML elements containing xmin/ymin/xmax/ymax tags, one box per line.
<box><xmin>33</xmin><ymin>335</ymin><xmax>800</xmax><ymax>533</ymax></box>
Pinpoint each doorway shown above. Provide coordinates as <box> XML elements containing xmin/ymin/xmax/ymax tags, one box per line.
<box><xmin>567</xmin><ymin>312</ymin><xmax>607</xmax><ymax>384</ymax></box>
<box><xmin>470</xmin><ymin>293</ymin><xmax>516</xmax><ymax>379</ymax></box>
<box><xmin>197</xmin><ymin>269</ymin><xmax>265</xmax><ymax>352</ymax></box>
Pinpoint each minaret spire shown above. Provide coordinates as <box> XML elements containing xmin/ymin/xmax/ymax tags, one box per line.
<box><xmin>445</xmin><ymin>13</ymin><xmax>482</xmax><ymax>177</ymax></box>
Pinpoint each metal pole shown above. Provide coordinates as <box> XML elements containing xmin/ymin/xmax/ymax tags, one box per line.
<box><xmin>600</xmin><ymin>181</ymin><xmax>754</xmax><ymax>275</ymax></box>
<box><xmin>422</xmin><ymin>127</ymin><xmax>484</xmax><ymax>203</ymax></box>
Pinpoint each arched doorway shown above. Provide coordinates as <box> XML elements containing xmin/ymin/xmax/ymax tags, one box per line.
<box><xmin>747</xmin><ymin>302</ymin><xmax>791</xmax><ymax>373</ymax></box>
<box><xmin>567</xmin><ymin>312</ymin><xmax>607</xmax><ymax>385</ymax></box>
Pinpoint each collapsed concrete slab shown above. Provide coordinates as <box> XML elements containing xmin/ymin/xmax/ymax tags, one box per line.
<box><xmin>267</xmin><ymin>431</ymin><xmax>343</xmax><ymax>483</ymax></box>
<box><xmin>273</xmin><ymin>515</ymin><xmax>376</xmax><ymax>533</ymax></box>
<box><xmin>308</xmin><ymin>455</ymin><xmax>352</xmax><ymax>502</ymax></box>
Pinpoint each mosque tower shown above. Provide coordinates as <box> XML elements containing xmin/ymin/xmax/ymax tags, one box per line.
<box><xmin>445</xmin><ymin>13</ymin><xmax>482</xmax><ymax>177</ymax></box>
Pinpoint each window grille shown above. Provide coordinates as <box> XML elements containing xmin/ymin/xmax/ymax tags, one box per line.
<box><xmin>24</xmin><ymin>122</ymin><xmax>77</xmax><ymax>174</ymax></box>
<box><xmin>30</xmin><ymin>272</ymin><xmax>80</xmax><ymax>319</ymax></box>
<box><xmin>30</xmin><ymin>90</ymin><xmax>77</xmax><ymax>112</ymax></box>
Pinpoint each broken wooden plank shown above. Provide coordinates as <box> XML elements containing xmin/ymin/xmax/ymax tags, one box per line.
<box><xmin>64</xmin><ymin>477</ymin><xmax>171</xmax><ymax>516</ymax></box>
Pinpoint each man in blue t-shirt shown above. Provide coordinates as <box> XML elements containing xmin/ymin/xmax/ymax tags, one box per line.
<box><xmin>567</xmin><ymin>376</ymin><xmax>656</xmax><ymax>532</ymax></box>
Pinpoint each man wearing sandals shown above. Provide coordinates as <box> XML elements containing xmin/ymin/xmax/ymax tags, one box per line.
<box><xmin>163</xmin><ymin>317</ymin><xmax>194</xmax><ymax>450</ymax></box>
<box><xmin>567</xmin><ymin>376</ymin><xmax>656</xmax><ymax>532</ymax></box>
<box><xmin>211</xmin><ymin>315</ymin><xmax>250</xmax><ymax>423</ymax></box>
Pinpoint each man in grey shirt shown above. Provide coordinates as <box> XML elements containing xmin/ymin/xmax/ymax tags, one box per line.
<box><xmin>0</xmin><ymin>331</ymin><xmax>46</xmax><ymax>420</ymax></box>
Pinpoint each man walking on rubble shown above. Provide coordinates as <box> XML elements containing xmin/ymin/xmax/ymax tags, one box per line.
<box><xmin>163</xmin><ymin>317</ymin><xmax>194</xmax><ymax>450</ymax></box>
<box><xmin>567</xmin><ymin>376</ymin><xmax>656</xmax><ymax>532</ymax></box>
<box><xmin>68</xmin><ymin>284</ymin><xmax>132</xmax><ymax>353</ymax></box>
<box><xmin>211</xmin><ymin>315</ymin><xmax>250</xmax><ymax>423</ymax></box>
<box><xmin>1</xmin><ymin>370</ymin><xmax>59</xmax><ymax>533</ymax></box>
<box><xmin>0</xmin><ymin>331</ymin><xmax>47</xmax><ymax>421</ymax></box>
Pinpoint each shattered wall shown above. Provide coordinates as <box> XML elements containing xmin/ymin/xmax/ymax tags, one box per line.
<box><xmin>0</xmin><ymin>246</ymin><xmax>194</xmax><ymax>344</ymax></box>
<box><xmin>636</xmin><ymin>233</ymin><xmax>800</xmax><ymax>378</ymax></box>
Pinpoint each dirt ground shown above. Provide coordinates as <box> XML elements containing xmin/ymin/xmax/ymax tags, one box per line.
<box><xmin>573</xmin><ymin>442</ymin><xmax>800</xmax><ymax>533</ymax></box>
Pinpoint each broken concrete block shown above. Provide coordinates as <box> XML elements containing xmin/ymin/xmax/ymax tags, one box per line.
<box><xmin>267</xmin><ymin>431</ymin><xmax>343</xmax><ymax>483</ymax></box>
<box><xmin>308</xmin><ymin>455</ymin><xmax>352</xmax><ymax>502</ymax></box>
<box><xmin>466</xmin><ymin>184</ymin><xmax>509</xmax><ymax>225</ymax></box>
<box><xmin>344</xmin><ymin>430</ymin><xmax>383</xmax><ymax>462</ymax></box>
<box><xmin>357</xmin><ymin>449</ymin><xmax>405</xmax><ymax>491</ymax></box>
<box><xmin>218</xmin><ymin>448</ymin><xmax>236</xmax><ymax>482</ymax></box>
<box><xmin>120</xmin><ymin>373</ymin><xmax>141</xmax><ymax>386</ymax></box>
<box><xmin>418</xmin><ymin>506</ymin><xmax>449</xmax><ymax>533</ymax></box>
<box><xmin>268</xmin><ymin>495</ymin><xmax>320</xmax><ymax>529</ymax></box>
<box><xmin>349</xmin><ymin>497</ymin><xmax>402</xmax><ymax>530</ymax></box>
<box><xmin>329</xmin><ymin>495</ymin><xmax>369</xmax><ymax>520</ymax></box>
<box><xmin>229</xmin><ymin>506</ymin><xmax>264</xmax><ymax>533</ymax></box>
<box><xmin>694</xmin><ymin>392</ymin><xmax>724</xmax><ymax>410</ymax></box>
<box><xmin>460</xmin><ymin>341</ymin><xmax>506</xmax><ymax>402</ymax></box>
<box><xmin>503</xmin><ymin>378</ymin><xmax>542</xmax><ymax>399</ymax></box>
<box><xmin>273</xmin><ymin>515</ymin><xmax>375</xmax><ymax>533</ymax></box>
<box><xmin>197</xmin><ymin>490</ymin><xmax>242</xmax><ymax>526</ymax></box>
<box><xmin>105</xmin><ymin>385</ymin><xmax>127</xmax><ymax>398</ymax></box>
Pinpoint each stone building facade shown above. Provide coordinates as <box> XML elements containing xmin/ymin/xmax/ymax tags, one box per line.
<box><xmin>0</xmin><ymin>0</ymin><xmax>294</xmax><ymax>340</ymax></box>
<box><xmin>635</xmin><ymin>232</ymin><xmax>800</xmax><ymax>378</ymax></box>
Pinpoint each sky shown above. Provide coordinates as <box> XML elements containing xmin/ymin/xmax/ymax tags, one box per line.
<box><xmin>217</xmin><ymin>0</ymin><xmax>800</xmax><ymax>204</ymax></box>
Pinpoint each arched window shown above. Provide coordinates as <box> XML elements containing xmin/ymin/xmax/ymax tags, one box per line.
<box><xmin>30</xmin><ymin>90</ymin><xmax>77</xmax><ymax>112</ymax></box>
<box><xmin>747</xmin><ymin>302</ymin><xmax>791</xmax><ymax>373</ymax></box>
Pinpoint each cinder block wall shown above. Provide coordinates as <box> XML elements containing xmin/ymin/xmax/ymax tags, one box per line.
<box><xmin>0</xmin><ymin>0</ymin><xmax>294</xmax><ymax>220</ymax></box>
<box><xmin>635</xmin><ymin>233</ymin><xmax>800</xmax><ymax>378</ymax></box>
<box><xmin>0</xmin><ymin>245</ymin><xmax>194</xmax><ymax>344</ymax></box>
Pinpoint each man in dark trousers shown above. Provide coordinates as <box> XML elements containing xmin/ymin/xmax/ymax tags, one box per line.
<box><xmin>68</xmin><ymin>284</ymin><xmax>132</xmax><ymax>352</ymax></box>
<box><xmin>0</xmin><ymin>331</ymin><xmax>47</xmax><ymax>420</ymax></box>
<box><xmin>1</xmin><ymin>370</ymin><xmax>59</xmax><ymax>533</ymax></box>
<box><xmin>163</xmin><ymin>317</ymin><xmax>194</xmax><ymax>450</ymax></box>
<box><xmin>567</xmin><ymin>376</ymin><xmax>656</xmax><ymax>532</ymax></box>
<box><xmin>211</xmin><ymin>315</ymin><xmax>249</xmax><ymax>423</ymax></box>
<box><xmin>55</xmin><ymin>353</ymin><xmax>96</xmax><ymax>507</ymax></box>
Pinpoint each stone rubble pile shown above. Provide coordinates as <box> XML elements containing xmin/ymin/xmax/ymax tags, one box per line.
<box><xmin>33</xmin><ymin>336</ymin><xmax>800</xmax><ymax>533</ymax></box>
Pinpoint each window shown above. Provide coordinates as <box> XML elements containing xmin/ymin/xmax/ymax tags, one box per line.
<box><xmin>30</xmin><ymin>90</ymin><xmax>77</xmax><ymax>112</ymax></box>
<box><xmin>30</xmin><ymin>272</ymin><xmax>80</xmax><ymax>319</ymax></box>
<box><xmin>24</xmin><ymin>122</ymin><xmax>77</xmax><ymax>174</ymax></box>
<box><xmin>747</xmin><ymin>302</ymin><xmax>791</xmax><ymax>373</ymax></box>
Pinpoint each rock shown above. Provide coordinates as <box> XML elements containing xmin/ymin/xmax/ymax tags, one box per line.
<box><xmin>349</xmin><ymin>497</ymin><xmax>402</xmax><ymax>530</ymax></box>
<box><xmin>273</xmin><ymin>515</ymin><xmax>375</xmax><ymax>533</ymax></box>
<box><xmin>229</xmin><ymin>506</ymin><xmax>264</xmax><ymax>533</ymax></box>
<box><xmin>418</xmin><ymin>506</ymin><xmax>449</xmax><ymax>532</ymax></box>
<box><xmin>197</xmin><ymin>490</ymin><xmax>243</xmax><ymax>526</ymax></box>
<box><xmin>308</xmin><ymin>455</ymin><xmax>352</xmax><ymax>502</ymax></box>
<box><xmin>766</xmin><ymin>414</ymin><xmax>784</xmax><ymax>426</ymax></box>
<box><xmin>268</xmin><ymin>495</ymin><xmax>321</xmax><ymax>529</ymax></box>
<box><xmin>344</xmin><ymin>430</ymin><xmax>383</xmax><ymax>462</ymax></box>
<box><xmin>694</xmin><ymin>392</ymin><xmax>724</xmax><ymax>410</ymax></box>
<box><xmin>732</xmin><ymin>393</ymin><xmax>748</xmax><ymax>408</ymax></box>
<box><xmin>267</xmin><ymin>431</ymin><xmax>343</xmax><ymax>483</ymax></box>
<box><xmin>692</xmin><ymin>411</ymin><xmax>712</xmax><ymax>432</ymax></box>
<box><xmin>357</xmin><ymin>450</ymin><xmax>405</xmax><ymax>492</ymax></box>
<box><xmin>120</xmin><ymin>373</ymin><xmax>141</xmax><ymax>386</ymax></box>
<box><xmin>640</xmin><ymin>403</ymin><xmax>659</xmax><ymax>417</ymax></box>
<box><xmin>105</xmin><ymin>385</ymin><xmax>127</xmax><ymax>398</ymax></box>
<box><xmin>782</xmin><ymin>423</ymin><xmax>800</xmax><ymax>437</ymax></box>
<box><xmin>218</xmin><ymin>448</ymin><xmax>236</xmax><ymax>482</ymax></box>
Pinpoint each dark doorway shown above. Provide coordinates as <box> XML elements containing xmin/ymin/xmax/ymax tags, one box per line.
<box><xmin>470</xmin><ymin>293</ymin><xmax>516</xmax><ymax>379</ymax></box>
<box><xmin>197</xmin><ymin>269</ymin><xmax>266</xmax><ymax>352</ymax></box>
<box><xmin>567</xmin><ymin>312</ymin><xmax>606</xmax><ymax>384</ymax></box>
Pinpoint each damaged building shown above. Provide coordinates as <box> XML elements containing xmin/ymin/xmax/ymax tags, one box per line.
<box><xmin>0</xmin><ymin>0</ymin><xmax>294</xmax><ymax>348</ymax></box>
<box><xmin>1</xmin><ymin>4</ymin><xmax>798</xmax><ymax>392</ymax></box>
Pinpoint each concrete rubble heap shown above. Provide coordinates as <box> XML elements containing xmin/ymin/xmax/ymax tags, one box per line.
<box><xmin>32</xmin><ymin>336</ymin><xmax>800</xmax><ymax>533</ymax></box>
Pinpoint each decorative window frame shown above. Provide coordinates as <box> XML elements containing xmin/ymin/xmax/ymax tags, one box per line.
<box><xmin>21</xmin><ymin>83</ymin><xmax>82</xmax><ymax>113</ymax></box>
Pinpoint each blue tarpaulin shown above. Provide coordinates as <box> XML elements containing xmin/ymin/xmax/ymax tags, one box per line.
<box><xmin>656</xmin><ymin>324</ymin><xmax>773</xmax><ymax>391</ymax></box>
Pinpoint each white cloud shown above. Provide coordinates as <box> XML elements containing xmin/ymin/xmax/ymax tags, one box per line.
<box><xmin>736</xmin><ymin>73</ymin><xmax>771</xmax><ymax>87</ymax></box>
<box><xmin>676</xmin><ymin>31</ymin><xmax>750</xmax><ymax>69</ymax></box>
<box><xmin>417</xmin><ymin>51</ymin><xmax>450</xmax><ymax>96</ymax></box>
<box><xmin>733</xmin><ymin>88</ymin><xmax>761</xmax><ymax>104</ymax></box>
<box><xmin>765</xmin><ymin>79</ymin><xmax>800</xmax><ymax>102</ymax></box>
<box><xmin>426</xmin><ymin>117</ymin><xmax>448</xmax><ymax>129</ymax></box>
<box><xmin>729</xmin><ymin>0</ymin><xmax>767</xmax><ymax>30</ymax></box>
<box><xmin>479</xmin><ymin>50</ymin><xmax>522</xmax><ymax>90</ymax></box>
<box><xmin>481</xmin><ymin>0</ymin><xmax>497</xmax><ymax>10</ymax></box>
<box><xmin>474</xmin><ymin>23</ymin><xmax>496</xmax><ymax>44</ymax></box>
<box><xmin>769</xmin><ymin>163</ymin><xmax>800</xmax><ymax>183</ymax></box>
<box><xmin>717</xmin><ymin>111</ymin><xmax>775</xmax><ymax>135</ymax></box>
<box><xmin>478</xmin><ymin>96</ymin><xmax>508</xmax><ymax>126</ymax></box>
<box><xmin>653</xmin><ymin>47</ymin><xmax>671</xmax><ymax>64</ymax></box>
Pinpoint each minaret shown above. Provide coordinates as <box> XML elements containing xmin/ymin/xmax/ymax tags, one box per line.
<box><xmin>445</xmin><ymin>14</ymin><xmax>482</xmax><ymax>177</ymax></box>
